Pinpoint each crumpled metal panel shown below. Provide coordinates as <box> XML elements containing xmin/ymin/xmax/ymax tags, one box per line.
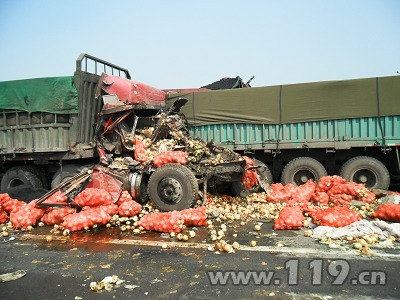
<box><xmin>96</xmin><ymin>73</ymin><xmax>166</xmax><ymax>106</ymax></box>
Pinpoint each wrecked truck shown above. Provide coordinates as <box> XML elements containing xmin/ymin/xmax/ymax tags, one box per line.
<box><xmin>0</xmin><ymin>54</ymin><xmax>257</xmax><ymax>211</ymax></box>
<box><xmin>91</xmin><ymin>75</ymin><xmax>250</xmax><ymax>210</ymax></box>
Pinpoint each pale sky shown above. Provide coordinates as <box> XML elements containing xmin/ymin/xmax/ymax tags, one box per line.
<box><xmin>0</xmin><ymin>0</ymin><xmax>399</xmax><ymax>89</ymax></box>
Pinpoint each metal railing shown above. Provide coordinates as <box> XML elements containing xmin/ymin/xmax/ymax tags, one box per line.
<box><xmin>76</xmin><ymin>53</ymin><xmax>131</xmax><ymax>79</ymax></box>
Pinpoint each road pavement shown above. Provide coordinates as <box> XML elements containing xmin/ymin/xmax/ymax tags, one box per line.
<box><xmin>1</xmin><ymin>220</ymin><xmax>399</xmax><ymax>300</ymax></box>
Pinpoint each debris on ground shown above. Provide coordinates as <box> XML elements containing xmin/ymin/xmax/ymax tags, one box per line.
<box><xmin>0</xmin><ymin>270</ymin><xmax>27</xmax><ymax>282</ymax></box>
<box><xmin>90</xmin><ymin>275</ymin><xmax>125</xmax><ymax>292</ymax></box>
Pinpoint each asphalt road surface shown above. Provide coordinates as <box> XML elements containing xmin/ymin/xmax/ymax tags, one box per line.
<box><xmin>1</xmin><ymin>221</ymin><xmax>399</xmax><ymax>300</ymax></box>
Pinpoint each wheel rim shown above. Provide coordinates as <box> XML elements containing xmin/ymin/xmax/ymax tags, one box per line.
<box><xmin>352</xmin><ymin>169</ymin><xmax>377</xmax><ymax>187</ymax></box>
<box><xmin>293</xmin><ymin>169</ymin><xmax>315</xmax><ymax>185</ymax></box>
<box><xmin>157</xmin><ymin>178</ymin><xmax>183</xmax><ymax>204</ymax></box>
<box><xmin>8</xmin><ymin>179</ymin><xmax>24</xmax><ymax>188</ymax></box>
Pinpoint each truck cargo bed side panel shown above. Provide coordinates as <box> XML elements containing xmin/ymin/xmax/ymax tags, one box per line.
<box><xmin>189</xmin><ymin>116</ymin><xmax>400</xmax><ymax>151</ymax></box>
<box><xmin>0</xmin><ymin>110</ymin><xmax>74</xmax><ymax>155</ymax></box>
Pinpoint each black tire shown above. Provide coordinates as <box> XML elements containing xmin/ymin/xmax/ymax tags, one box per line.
<box><xmin>281</xmin><ymin>157</ymin><xmax>327</xmax><ymax>186</ymax></box>
<box><xmin>147</xmin><ymin>163</ymin><xmax>198</xmax><ymax>211</ymax></box>
<box><xmin>339</xmin><ymin>156</ymin><xmax>390</xmax><ymax>190</ymax></box>
<box><xmin>231</xmin><ymin>159</ymin><xmax>273</xmax><ymax>197</ymax></box>
<box><xmin>51</xmin><ymin>164</ymin><xmax>82</xmax><ymax>189</ymax></box>
<box><xmin>1</xmin><ymin>166</ymin><xmax>46</xmax><ymax>191</ymax></box>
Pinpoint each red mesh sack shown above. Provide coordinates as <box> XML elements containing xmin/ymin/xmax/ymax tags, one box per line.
<box><xmin>152</xmin><ymin>151</ymin><xmax>188</xmax><ymax>168</ymax></box>
<box><xmin>311</xmin><ymin>192</ymin><xmax>330</xmax><ymax>206</ymax></box>
<box><xmin>0</xmin><ymin>194</ymin><xmax>25</xmax><ymax>213</ymax></box>
<box><xmin>274</xmin><ymin>206</ymin><xmax>304</xmax><ymax>230</ymax></box>
<box><xmin>116</xmin><ymin>191</ymin><xmax>133</xmax><ymax>206</ymax></box>
<box><xmin>179</xmin><ymin>207</ymin><xmax>208</xmax><ymax>226</ymax></box>
<box><xmin>240</xmin><ymin>156</ymin><xmax>258</xmax><ymax>190</ymax></box>
<box><xmin>81</xmin><ymin>204</ymin><xmax>118</xmax><ymax>216</ymax></box>
<box><xmin>327</xmin><ymin>182</ymin><xmax>365</xmax><ymax>197</ymax></box>
<box><xmin>266</xmin><ymin>183</ymin><xmax>296</xmax><ymax>202</ymax></box>
<box><xmin>41</xmin><ymin>207</ymin><xmax>75</xmax><ymax>226</ymax></box>
<box><xmin>86</xmin><ymin>168</ymin><xmax>123</xmax><ymax>202</ymax></box>
<box><xmin>138</xmin><ymin>207</ymin><xmax>207</xmax><ymax>233</ymax></box>
<box><xmin>308</xmin><ymin>206</ymin><xmax>361</xmax><ymax>228</ymax></box>
<box><xmin>371</xmin><ymin>203</ymin><xmax>400</xmax><ymax>222</ymax></box>
<box><xmin>0</xmin><ymin>204</ymin><xmax>8</xmax><ymax>224</ymax></box>
<box><xmin>357</xmin><ymin>189</ymin><xmax>376</xmax><ymax>204</ymax></box>
<box><xmin>329</xmin><ymin>194</ymin><xmax>354</xmax><ymax>207</ymax></box>
<box><xmin>118</xmin><ymin>200</ymin><xmax>142</xmax><ymax>217</ymax></box>
<box><xmin>99</xmin><ymin>204</ymin><xmax>119</xmax><ymax>216</ymax></box>
<box><xmin>316</xmin><ymin>176</ymin><xmax>347</xmax><ymax>192</ymax></box>
<box><xmin>61</xmin><ymin>207</ymin><xmax>112</xmax><ymax>232</ymax></box>
<box><xmin>134</xmin><ymin>139</ymin><xmax>148</xmax><ymax>162</ymax></box>
<box><xmin>288</xmin><ymin>180</ymin><xmax>316</xmax><ymax>207</ymax></box>
<box><xmin>138</xmin><ymin>211</ymin><xmax>184</xmax><ymax>233</ymax></box>
<box><xmin>73</xmin><ymin>188</ymin><xmax>112</xmax><ymax>207</ymax></box>
<box><xmin>10</xmin><ymin>201</ymin><xmax>47</xmax><ymax>229</ymax></box>
<box><xmin>41</xmin><ymin>191</ymin><xmax>68</xmax><ymax>205</ymax></box>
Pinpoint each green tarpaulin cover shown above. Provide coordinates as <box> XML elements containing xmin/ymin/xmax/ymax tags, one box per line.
<box><xmin>167</xmin><ymin>76</ymin><xmax>400</xmax><ymax>126</ymax></box>
<box><xmin>0</xmin><ymin>76</ymin><xmax>78</xmax><ymax>114</ymax></box>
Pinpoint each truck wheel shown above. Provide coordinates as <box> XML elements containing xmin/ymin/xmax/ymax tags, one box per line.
<box><xmin>1</xmin><ymin>166</ymin><xmax>46</xmax><ymax>191</ymax></box>
<box><xmin>281</xmin><ymin>157</ymin><xmax>327</xmax><ymax>186</ymax></box>
<box><xmin>51</xmin><ymin>164</ymin><xmax>82</xmax><ymax>189</ymax></box>
<box><xmin>147</xmin><ymin>163</ymin><xmax>198</xmax><ymax>212</ymax></box>
<box><xmin>231</xmin><ymin>159</ymin><xmax>273</xmax><ymax>197</ymax></box>
<box><xmin>340</xmin><ymin>156</ymin><xmax>390</xmax><ymax>190</ymax></box>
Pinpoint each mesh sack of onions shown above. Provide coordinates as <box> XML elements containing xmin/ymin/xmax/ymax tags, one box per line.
<box><xmin>152</xmin><ymin>151</ymin><xmax>188</xmax><ymax>168</ymax></box>
<box><xmin>41</xmin><ymin>207</ymin><xmax>76</xmax><ymax>226</ymax></box>
<box><xmin>116</xmin><ymin>191</ymin><xmax>133</xmax><ymax>206</ymax></box>
<box><xmin>10</xmin><ymin>201</ymin><xmax>47</xmax><ymax>229</ymax></box>
<box><xmin>311</xmin><ymin>192</ymin><xmax>330</xmax><ymax>206</ymax></box>
<box><xmin>357</xmin><ymin>189</ymin><xmax>376</xmax><ymax>204</ymax></box>
<box><xmin>266</xmin><ymin>183</ymin><xmax>297</xmax><ymax>202</ymax></box>
<box><xmin>316</xmin><ymin>176</ymin><xmax>347</xmax><ymax>193</ymax></box>
<box><xmin>288</xmin><ymin>180</ymin><xmax>316</xmax><ymax>207</ymax></box>
<box><xmin>241</xmin><ymin>156</ymin><xmax>258</xmax><ymax>190</ymax></box>
<box><xmin>0</xmin><ymin>194</ymin><xmax>25</xmax><ymax>213</ymax></box>
<box><xmin>326</xmin><ymin>182</ymin><xmax>365</xmax><ymax>197</ymax></box>
<box><xmin>73</xmin><ymin>188</ymin><xmax>112</xmax><ymax>207</ymax></box>
<box><xmin>118</xmin><ymin>200</ymin><xmax>142</xmax><ymax>217</ymax></box>
<box><xmin>0</xmin><ymin>205</ymin><xmax>8</xmax><ymax>224</ymax></box>
<box><xmin>41</xmin><ymin>191</ymin><xmax>68</xmax><ymax>204</ymax></box>
<box><xmin>274</xmin><ymin>206</ymin><xmax>304</xmax><ymax>230</ymax></box>
<box><xmin>138</xmin><ymin>207</ymin><xmax>207</xmax><ymax>233</ymax></box>
<box><xmin>308</xmin><ymin>206</ymin><xmax>361</xmax><ymax>227</ymax></box>
<box><xmin>97</xmin><ymin>204</ymin><xmax>119</xmax><ymax>216</ymax></box>
<box><xmin>134</xmin><ymin>139</ymin><xmax>148</xmax><ymax>162</ymax></box>
<box><xmin>62</xmin><ymin>207</ymin><xmax>112</xmax><ymax>232</ymax></box>
<box><xmin>178</xmin><ymin>206</ymin><xmax>208</xmax><ymax>227</ymax></box>
<box><xmin>371</xmin><ymin>203</ymin><xmax>400</xmax><ymax>222</ymax></box>
<box><xmin>328</xmin><ymin>194</ymin><xmax>354</xmax><ymax>207</ymax></box>
<box><xmin>138</xmin><ymin>211</ymin><xmax>185</xmax><ymax>233</ymax></box>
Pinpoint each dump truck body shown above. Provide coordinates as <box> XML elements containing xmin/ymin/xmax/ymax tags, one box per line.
<box><xmin>0</xmin><ymin>54</ymin><xmax>131</xmax><ymax>189</ymax></box>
